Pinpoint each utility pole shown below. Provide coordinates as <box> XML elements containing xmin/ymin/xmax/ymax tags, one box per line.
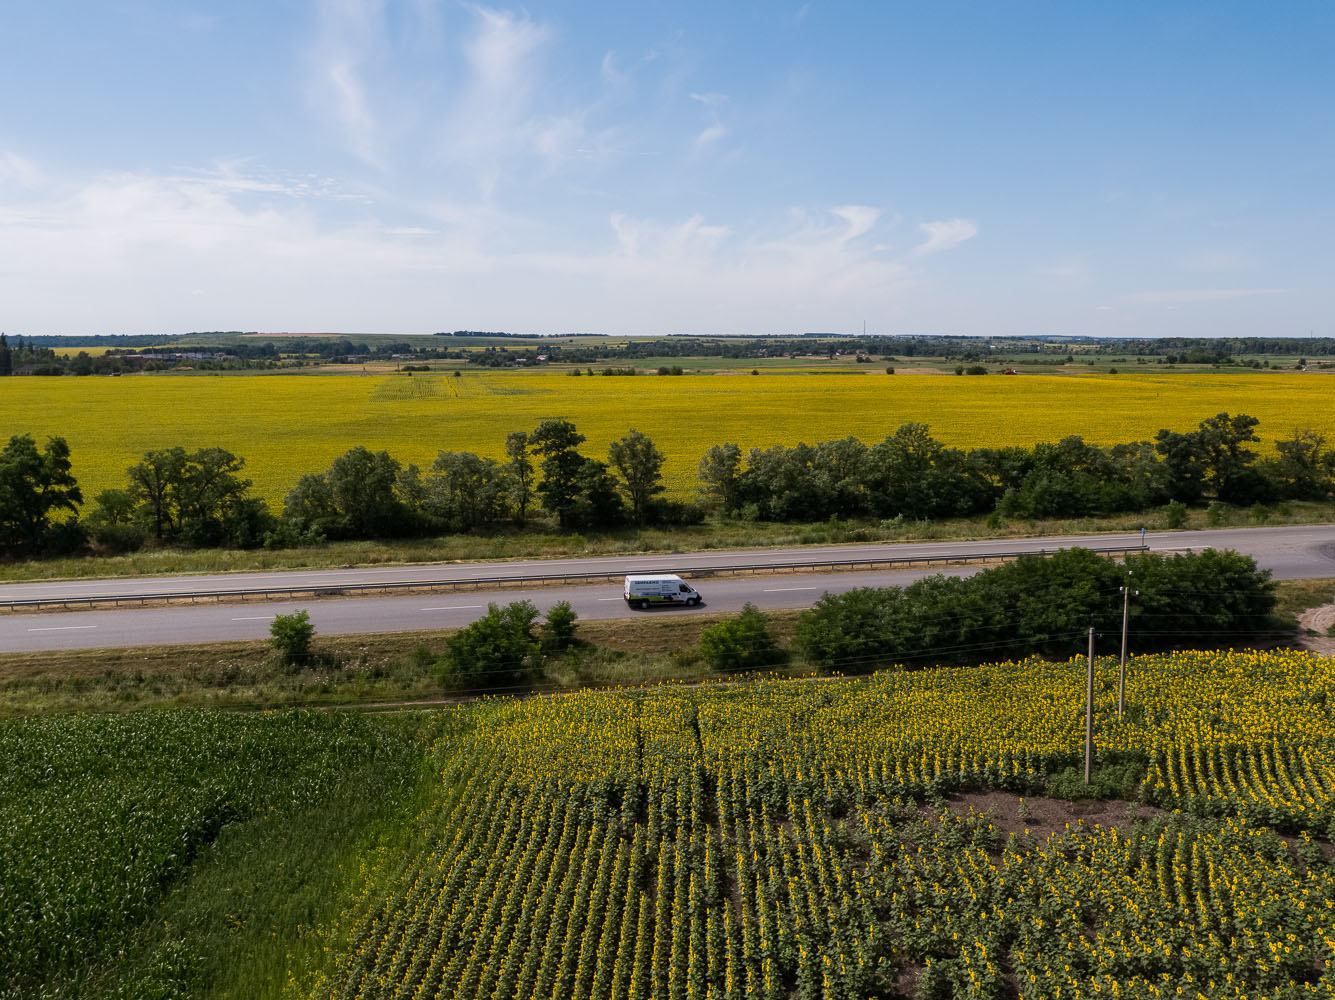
<box><xmin>1118</xmin><ymin>575</ymin><xmax>1137</xmax><ymax>719</ymax></box>
<box><xmin>1085</xmin><ymin>627</ymin><xmax>1095</xmax><ymax>786</ymax></box>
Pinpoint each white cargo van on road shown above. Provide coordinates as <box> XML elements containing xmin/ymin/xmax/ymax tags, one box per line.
<box><xmin>623</xmin><ymin>574</ymin><xmax>702</xmax><ymax>610</ymax></box>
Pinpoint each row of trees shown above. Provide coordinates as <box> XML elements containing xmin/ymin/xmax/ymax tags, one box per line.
<box><xmin>0</xmin><ymin>421</ymin><xmax>684</xmax><ymax>558</ymax></box>
<box><xmin>4</xmin><ymin>412</ymin><xmax>1334</xmax><ymax>560</ymax></box>
<box><xmin>700</xmin><ymin>413</ymin><xmax>1335</xmax><ymax>522</ymax></box>
<box><xmin>279</xmin><ymin>420</ymin><xmax>685</xmax><ymax>544</ymax></box>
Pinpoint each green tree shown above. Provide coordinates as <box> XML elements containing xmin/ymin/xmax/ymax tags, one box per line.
<box><xmin>0</xmin><ymin>333</ymin><xmax>14</xmax><ymax>376</ymax></box>
<box><xmin>325</xmin><ymin>446</ymin><xmax>409</xmax><ymax>537</ymax></box>
<box><xmin>0</xmin><ymin>435</ymin><xmax>83</xmax><ymax>555</ymax></box>
<box><xmin>505</xmin><ymin>431</ymin><xmax>534</xmax><ymax>527</ymax></box>
<box><xmin>608</xmin><ymin>429</ymin><xmax>665</xmax><ymax>526</ymax></box>
<box><xmin>1269</xmin><ymin>428</ymin><xmax>1335</xmax><ymax>500</ymax></box>
<box><xmin>698</xmin><ymin>442</ymin><xmax>743</xmax><ymax>514</ymax></box>
<box><xmin>542</xmin><ymin>601</ymin><xmax>578</xmax><ymax>653</ymax></box>
<box><xmin>439</xmin><ymin>601</ymin><xmax>540</xmax><ymax>688</ymax></box>
<box><xmin>424</xmin><ymin>451</ymin><xmax>508</xmax><ymax>531</ymax></box>
<box><xmin>176</xmin><ymin>447</ymin><xmax>253</xmax><ymax>546</ymax></box>
<box><xmin>531</xmin><ymin>419</ymin><xmax>586</xmax><ymax>529</ymax></box>
<box><xmin>127</xmin><ymin>447</ymin><xmax>187</xmax><ymax>542</ymax></box>
<box><xmin>570</xmin><ymin>458</ymin><xmax>625</xmax><ymax>528</ymax></box>
<box><xmin>282</xmin><ymin>473</ymin><xmax>340</xmax><ymax>538</ymax></box>
<box><xmin>270</xmin><ymin>610</ymin><xmax>315</xmax><ymax>664</ymax></box>
<box><xmin>699</xmin><ymin>603</ymin><xmax>785</xmax><ymax>672</ymax></box>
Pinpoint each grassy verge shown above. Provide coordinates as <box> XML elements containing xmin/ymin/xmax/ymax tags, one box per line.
<box><xmin>5</xmin><ymin>500</ymin><xmax>1335</xmax><ymax>583</ymax></box>
<box><xmin>5</xmin><ymin>576</ymin><xmax>1330</xmax><ymax>717</ymax></box>
<box><xmin>0</xmin><ymin>610</ymin><xmax>807</xmax><ymax>717</ymax></box>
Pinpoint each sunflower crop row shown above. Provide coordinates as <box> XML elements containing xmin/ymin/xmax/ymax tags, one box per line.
<box><xmin>304</xmin><ymin>649</ymin><xmax>1335</xmax><ymax>999</ymax></box>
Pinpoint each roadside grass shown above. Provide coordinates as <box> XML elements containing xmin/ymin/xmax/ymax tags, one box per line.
<box><xmin>0</xmin><ymin>610</ymin><xmax>809</xmax><ymax>716</ymax></box>
<box><xmin>6</xmin><ymin>500</ymin><xmax>1335</xmax><ymax>584</ymax></box>
<box><xmin>4</xmin><ymin>575</ymin><xmax>1327</xmax><ymax>717</ymax></box>
<box><xmin>1274</xmin><ymin>577</ymin><xmax>1335</xmax><ymax>623</ymax></box>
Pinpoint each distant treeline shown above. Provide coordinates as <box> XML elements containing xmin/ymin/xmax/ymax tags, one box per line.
<box><xmin>6</xmin><ymin>332</ymin><xmax>1335</xmax><ymax>376</ymax></box>
<box><xmin>2</xmin><ymin>412</ymin><xmax>1333</xmax><ymax>561</ymax></box>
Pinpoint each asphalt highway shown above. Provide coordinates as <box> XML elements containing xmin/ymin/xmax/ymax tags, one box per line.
<box><xmin>3</xmin><ymin>525</ymin><xmax>1334</xmax><ymax>653</ymax></box>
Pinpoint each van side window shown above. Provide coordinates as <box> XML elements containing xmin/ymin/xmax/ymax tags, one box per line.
<box><xmin>679</xmin><ymin>584</ymin><xmax>690</xmax><ymax>592</ymax></box>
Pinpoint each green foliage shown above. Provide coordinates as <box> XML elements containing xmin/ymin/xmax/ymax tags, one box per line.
<box><xmin>125</xmin><ymin>445</ymin><xmax>268</xmax><ymax>547</ymax></box>
<box><xmin>0</xmin><ymin>711</ymin><xmax>422</xmax><ymax>997</ymax></box>
<box><xmin>271</xmin><ymin>610</ymin><xmax>315</xmax><ymax>664</ymax></box>
<box><xmin>698</xmin><ymin>602</ymin><xmax>786</xmax><ymax>671</ymax></box>
<box><xmin>423</xmin><ymin>451</ymin><xmax>509</xmax><ymax>531</ymax></box>
<box><xmin>439</xmin><ymin>600</ymin><xmax>540</xmax><ymax>688</ymax></box>
<box><xmin>542</xmin><ymin>600</ymin><xmax>579</xmax><ymax>653</ymax></box>
<box><xmin>608</xmin><ymin>428</ymin><xmax>665</xmax><ymax>525</ymax></box>
<box><xmin>0</xmin><ymin>434</ymin><xmax>82</xmax><ymax>556</ymax></box>
<box><xmin>1163</xmin><ymin>499</ymin><xmax>1188</xmax><ymax>529</ymax></box>
<box><xmin>531</xmin><ymin>418</ymin><xmax>587</xmax><ymax>529</ymax></box>
<box><xmin>796</xmin><ymin>548</ymin><xmax>1276</xmax><ymax>671</ymax></box>
<box><xmin>1046</xmin><ymin>759</ymin><xmax>1147</xmax><ymax>800</ymax></box>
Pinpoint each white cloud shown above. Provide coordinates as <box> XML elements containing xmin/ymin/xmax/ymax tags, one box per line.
<box><xmin>308</xmin><ymin>0</ymin><xmax>387</xmax><ymax>168</ymax></box>
<box><xmin>830</xmin><ymin>205</ymin><xmax>879</xmax><ymax>241</ymax></box>
<box><xmin>693</xmin><ymin>123</ymin><xmax>728</xmax><ymax>150</ymax></box>
<box><xmin>911</xmin><ymin>218</ymin><xmax>978</xmax><ymax>256</ymax></box>
<box><xmin>689</xmin><ymin>91</ymin><xmax>728</xmax><ymax>107</ymax></box>
<box><xmin>0</xmin><ymin>151</ymin><xmax>42</xmax><ymax>188</ymax></box>
<box><xmin>0</xmin><ymin>159</ymin><xmax>930</xmax><ymax>334</ymax></box>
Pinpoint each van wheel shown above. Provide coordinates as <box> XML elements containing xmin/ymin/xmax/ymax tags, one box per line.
<box><xmin>687</xmin><ymin>597</ymin><xmax>700</xmax><ymax>607</ymax></box>
<box><xmin>635</xmin><ymin>599</ymin><xmax>648</xmax><ymax>610</ymax></box>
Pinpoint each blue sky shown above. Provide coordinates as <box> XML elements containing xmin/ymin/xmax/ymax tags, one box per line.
<box><xmin>1</xmin><ymin>1</ymin><xmax>1331</xmax><ymax>337</ymax></box>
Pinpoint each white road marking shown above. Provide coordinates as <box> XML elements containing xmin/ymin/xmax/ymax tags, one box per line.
<box><xmin>419</xmin><ymin>605</ymin><xmax>483</xmax><ymax>612</ymax></box>
<box><xmin>231</xmin><ymin>615</ymin><xmax>277</xmax><ymax>621</ymax></box>
<box><xmin>27</xmin><ymin>625</ymin><xmax>98</xmax><ymax>632</ymax></box>
<box><xmin>762</xmin><ymin>586</ymin><xmax>819</xmax><ymax>593</ymax></box>
<box><xmin>597</xmin><ymin>597</ymin><xmax>623</xmax><ymax>602</ymax></box>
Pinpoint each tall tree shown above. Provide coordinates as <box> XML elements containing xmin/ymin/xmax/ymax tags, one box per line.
<box><xmin>0</xmin><ymin>334</ymin><xmax>12</xmax><ymax>376</ymax></box>
<box><xmin>325</xmin><ymin>446</ymin><xmax>408</xmax><ymax>537</ymax></box>
<box><xmin>126</xmin><ymin>448</ymin><xmax>188</xmax><ymax>542</ymax></box>
<box><xmin>424</xmin><ymin>451</ymin><xmax>508</xmax><ymax>531</ymax></box>
<box><xmin>505</xmin><ymin>431</ymin><xmax>534</xmax><ymax>527</ymax></box>
<box><xmin>531</xmin><ymin>419</ymin><xmax>586</xmax><ymax>529</ymax></box>
<box><xmin>608</xmin><ymin>429</ymin><xmax>665</xmax><ymax>526</ymax></box>
<box><xmin>697</xmin><ymin>442</ymin><xmax>742</xmax><ymax>513</ymax></box>
<box><xmin>0</xmin><ymin>435</ymin><xmax>82</xmax><ymax>554</ymax></box>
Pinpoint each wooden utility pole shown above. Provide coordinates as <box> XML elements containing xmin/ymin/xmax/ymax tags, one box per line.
<box><xmin>1118</xmin><ymin>576</ymin><xmax>1136</xmax><ymax>719</ymax></box>
<box><xmin>1085</xmin><ymin>627</ymin><xmax>1095</xmax><ymax>786</ymax></box>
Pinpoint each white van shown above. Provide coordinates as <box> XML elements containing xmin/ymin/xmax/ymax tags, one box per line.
<box><xmin>623</xmin><ymin>574</ymin><xmax>702</xmax><ymax>610</ymax></box>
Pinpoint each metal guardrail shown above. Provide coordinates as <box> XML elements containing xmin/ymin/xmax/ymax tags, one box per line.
<box><xmin>0</xmin><ymin>544</ymin><xmax>1148</xmax><ymax>612</ymax></box>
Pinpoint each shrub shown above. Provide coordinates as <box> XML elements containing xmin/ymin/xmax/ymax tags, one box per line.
<box><xmin>542</xmin><ymin>601</ymin><xmax>578</xmax><ymax>653</ymax></box>
<box><xmin>795</xmin><ymin>548</ymin><xmax>1275</xmax><ymax>671</ymax></box>
<box><xmin>1163</xmin><ymin>500</ymin><xmax>1188</xmax><ymax>529</ymax></box>
<box><xmin>270</xmin><ymin>611</ymin><xmax>315</xmax><ymax>665</ymax></box>
<box><xmin>1205</xmin><ymin>500</ymin><xmax>1231</xmax><ymax>526</ymax></box>
<box><xmin>439</xmin><ymin>601</ymin><xmax>540</xmax><ymax>689</ymax></box>
<box><xmin>699</xmin><ymin>604</ymin><xmax>786</xmax><ymax>672</ymax></box>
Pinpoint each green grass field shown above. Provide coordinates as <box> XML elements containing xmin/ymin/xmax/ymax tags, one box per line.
<box><xmin>4</xmin><ymin>370</ymin><xmax>1334</xmax><ymax>506</ymax></box>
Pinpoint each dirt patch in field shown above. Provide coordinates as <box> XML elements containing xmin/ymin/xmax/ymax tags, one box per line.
<box><xmin>934</xmin><ymin>790</ymin><xmax>1167</xmax><ymax>840</ymax></box>
<box><xmin>1298</xmin><ymin>603</ymin><xmax>1335</xmax><ymax>655</ymax></box>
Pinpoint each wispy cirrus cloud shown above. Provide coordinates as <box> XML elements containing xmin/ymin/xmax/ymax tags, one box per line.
<box><xmin>911</xmin><ymin>218</ymin><xmax>978</xmax><ymax>256</ymax></box>
<box><xmin>307</xmin><ymin>0</ymin><xmax>387</xmax><ymax>168</ymax></box>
